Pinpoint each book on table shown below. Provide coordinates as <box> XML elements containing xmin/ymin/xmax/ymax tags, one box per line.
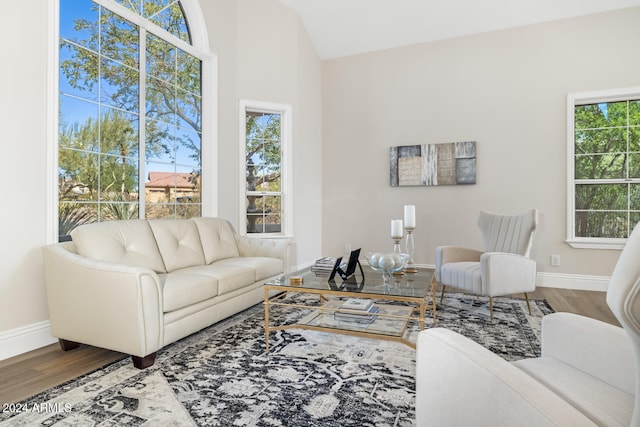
<box><xmin>340</xmin><ymin>298</ymin><xmax>374</xmax><ymax>311</ymax></box>
<box><xmin>334</xmin><ymin>299</ymin><xmax>378</xmax><ymax>323</ymax></box>
<box><xmin>311</xmin><ymin>257</ymin><xmax>346</xmax><ymax>274</ymax></box>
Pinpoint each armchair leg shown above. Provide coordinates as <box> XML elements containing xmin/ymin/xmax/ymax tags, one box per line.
<box><xmin>440</xmin><ymin>285</ymin><xmax>446</xmax><ymax>304</ymax></box>
<box><xmin>524</xmin><ymin>292</ymin><xmax>532</xmax><ymax>315</ymax></box>
<box><xmin>489</xmin><ymin>297</ymin><xmax>493</xmax><ymax>320</ymax></box>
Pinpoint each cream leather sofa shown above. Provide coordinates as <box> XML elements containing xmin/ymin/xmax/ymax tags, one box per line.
<box><xmin>43</xmin><ymin>217</ymin><xmax>289</xmax><ymax>369</ymax></box>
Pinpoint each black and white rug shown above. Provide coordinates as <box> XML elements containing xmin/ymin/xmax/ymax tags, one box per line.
<box><xmin>0</xmin><ymin>293</ymin><xmax>553</xmax><ymax>426</ymax></box>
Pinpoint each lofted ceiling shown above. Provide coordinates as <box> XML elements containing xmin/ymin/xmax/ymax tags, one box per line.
<box><xmin>277</xmin><ymin>0</ymin><xmax>640</xmax><ymax>59</ymax></box>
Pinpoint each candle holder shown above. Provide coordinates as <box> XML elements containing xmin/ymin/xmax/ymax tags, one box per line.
<box><xmin>392</xmin><ymin>237</ymin><xmax>403</xmax><ymax>254</ymax></box>
<box><xmin>404</xmin><ymin>226</ymin><xmax>418</xmax><ymax>273</ymax></box>
<box><xmin>391</xmin><ymin>237</ymin><xmax>405</xmax><ymax>275</ymax></box>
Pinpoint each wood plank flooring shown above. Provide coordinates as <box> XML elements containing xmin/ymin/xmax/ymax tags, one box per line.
<box><xmin>0</xmin><ymin>287</ymin><xmax>618</xmax><ymax>405</ymax></box>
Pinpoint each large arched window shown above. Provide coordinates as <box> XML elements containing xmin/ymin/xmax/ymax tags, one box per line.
<box><xmin>57</xmin><ymin>0</ymin><xmax>210</xmax><ymax>239</ymax></box>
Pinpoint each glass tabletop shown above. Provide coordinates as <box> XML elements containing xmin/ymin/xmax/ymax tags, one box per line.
<box><xmin>266</xmin><ymin>264</ymin><xmax>434</xmax><ymax>298</ymax></box>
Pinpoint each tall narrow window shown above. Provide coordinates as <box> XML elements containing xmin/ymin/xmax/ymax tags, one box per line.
<box><xmin>58</xmin><ymin>0</ymin><xmax>203</xmax><ymax>239</ymax></box>
<box><xmin>567</xmin><ymin>87</ymin><xmax>640</xmax><ymax>248</ymax></box>
<box><xmin>240</xmin><ymin>101</ymin><xmax>292</xmax><ymax>236</ymax></box>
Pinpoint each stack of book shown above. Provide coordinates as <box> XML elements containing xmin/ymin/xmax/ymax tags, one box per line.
<box><xmin>311</xmin><ymin>257</ymin><xmax>346</xmax><ymax>275</ymax></box>
<box><xmin>334</xmin><ymin>298</ymin><xmax>379</xmax><ymax>324</ymax></box>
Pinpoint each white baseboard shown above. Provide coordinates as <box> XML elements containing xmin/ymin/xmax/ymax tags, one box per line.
<box><xmin>0</xmin><ymin>320</ymin><xmax>57</xmax><ymax>362</ymax></box>
<box><xmin>536</xmin><ymin>272</ymin><xmax>609</xmax><ymax>292</ymax></box>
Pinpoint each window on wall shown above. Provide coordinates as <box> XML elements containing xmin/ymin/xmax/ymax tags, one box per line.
<box><xmin>567</xmin><ymin>87</ymin><xmax>640</xmax><ymax>249</ymax></box>
<box><xmin>58</xmin><ymin>0</ymin><xmax>203</xmax><ymax>239</ymax></box>
<box><xmin>240</xmin><ymin>101</ymin><xmax>292</xmax><ymax>236</ymax></box>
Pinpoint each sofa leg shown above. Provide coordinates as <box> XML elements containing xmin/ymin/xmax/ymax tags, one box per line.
<box><xmin>58</xmin><ymin>339</ymin><xmax>80</xmax><ymax>351</ymax></box>
<box><xmin>440</xmin><ymin>285</ymin><xmax>446</xmax><ymax>304</ymax></box>
<box><xmin>132</xmin><ymin>352</ymin><xmax>157</xmax><ymax>369</ymax></box>
<box><xmin>489</xmin><ymin>297</ymin><xmax>494</xmax><ymax>320</ymax></box>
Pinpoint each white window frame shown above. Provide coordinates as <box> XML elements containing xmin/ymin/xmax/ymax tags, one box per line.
<box><xmin>566</xmin><ymin>86</ymin><xmax>640</xmax><ymax>249</ymax></box>
<box><xmin>48</xmin><ymin>0</ymin><xmax>217</xmax><ymax>243</ymax></box>
<box><xmin>238</xmin><ymin>100</ymin><xmax>293</xmax><ymax>237</ymax></box>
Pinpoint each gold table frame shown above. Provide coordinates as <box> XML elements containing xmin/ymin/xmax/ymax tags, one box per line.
<box><xmin>263</xmin><ymin>267</ymin><xmax>436</xmax><ymax>352</ymax></box>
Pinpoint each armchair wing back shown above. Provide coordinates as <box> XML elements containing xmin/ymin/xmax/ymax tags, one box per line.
<box><xmin>606</xmin><ymin>223</ymin><xmax>640</xmax><ymax>425</ymax></box>
<box><xmin>477</xmin><ymin>209</ymin><xmax>538</xmax><ymax>256</ymax></box>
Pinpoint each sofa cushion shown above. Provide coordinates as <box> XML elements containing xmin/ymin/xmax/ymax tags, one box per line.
<box><xmin>213</xmin><ymin>257</ymin><xmax>283</xmax><ymax>282</ymax></box>
<box><xmin>513</xmin><ymin>357</ymin><xmax>633</xmax><ymax>427</ymax></box>
<box><xmin>191</xmin><ymin>217</ymin><xmax>240</xmax><ymax>263</ymax></box>
<box><xmin>187</xmin><ymin>263</ymin><xmax>256</xmax><ymax>295</ymax></box>
<box><xmin>160</xmin><ymin>272</ymin><xmax>219</xmax><ymax>313</ymax></box>
<box><xmin>149</xmin><ymin>219</ymin><xmax>206</xmax><ymax>272</ymax></box>
<box><xmin>71</xmin><ymin>219</ymin><xmax>166</xmax><ymax>273</ymax></box>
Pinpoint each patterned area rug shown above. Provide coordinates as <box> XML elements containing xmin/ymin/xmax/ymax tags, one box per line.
<box><xmin>0</xmin><ymin>293</ymin><xmax>553</xmax><ymax>426</ymax></box>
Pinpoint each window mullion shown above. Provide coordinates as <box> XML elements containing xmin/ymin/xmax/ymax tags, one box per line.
<box><xmin>139</xmin><ymin>27</ymin><xmax>147</xmax><ymax>219</ymax></box>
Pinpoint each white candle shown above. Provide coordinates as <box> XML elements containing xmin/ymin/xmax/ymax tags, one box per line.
<box><xmin>391</xmin><ymin>219</ymin><xmax>403</xmax><ymax>239</ymax></box>
<box><xmin>404</xmin><ymin>205</ymin><xmax>416</xmax><ymax>228</ymax></box>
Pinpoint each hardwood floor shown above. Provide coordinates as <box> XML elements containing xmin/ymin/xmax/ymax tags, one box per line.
<box><xmin>0</xmin><ymin>287</ymin><xmax>618</xmax><ymax>405</ymax></box>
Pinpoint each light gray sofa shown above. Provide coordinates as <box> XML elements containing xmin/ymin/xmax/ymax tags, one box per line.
<box><xmin>43</xmin><ymin>217</ymin><xmax>289</xmax><ymax>368</ymax></box>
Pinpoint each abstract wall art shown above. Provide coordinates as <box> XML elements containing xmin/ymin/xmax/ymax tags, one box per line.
<box><xmin>390</xmin><ymin>141</ymin><xmax>476</xmax><ymax>187</ymax></box>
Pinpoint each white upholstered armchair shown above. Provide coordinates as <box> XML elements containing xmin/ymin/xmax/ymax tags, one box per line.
<box><xmin>416</xmin><ymin>222</ymin><xmax>640</xmax><ymax>426</ymax></box>
<box><xmin>435</xmin><ymin>209</ymin><xmax>539</xmax><ymax>318</ymax></box>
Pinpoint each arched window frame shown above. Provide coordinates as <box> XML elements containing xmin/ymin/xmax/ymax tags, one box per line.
<box><xmin>47</xmin><ymin>0</ymin><xmax>217</xmax><ymax>242</ymax></box>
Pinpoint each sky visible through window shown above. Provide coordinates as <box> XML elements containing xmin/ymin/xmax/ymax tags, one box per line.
<box><xmin>59</xmin><ymin>0</ymin><xmax>201</xmax><ymax>174</ymax></box>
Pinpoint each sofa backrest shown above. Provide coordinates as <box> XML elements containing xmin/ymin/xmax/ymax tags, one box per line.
<box><xmin>149</xmin><ymin>219</ymin><xmax>206</xmax><ymax>272</ymax></box>
<box><xmin>191</xmin><ymin>217</ymin><xmax>240</xmax><ymax>264</ymax></box>
<box><xmin>70</xmin><ymin>217</ymin><xmax>243</xmax><ymax>273</ymax></box>
<box><xmin>71</xmin><ymin>219</ymin><xmax>167</xmax><ymax>273</ymax></box>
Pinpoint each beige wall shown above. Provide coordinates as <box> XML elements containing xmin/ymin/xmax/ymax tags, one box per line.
<box><xmin>0</xmin><ymin>0</ymin><xmax>322</xmax><ymax>358</ymax></box>
<box><xmin>322</xmin><ymin>7</ymin><xmax>640</xmax><ymax>278</ymax></box>
<box><xmin>205</xmin><ymin>0</ymin><xmax>323</xmax><ymax>269</ymax></box>
<box><xmin>0</xmin><ymin>1</ymin><xmax>50</xmax><ymax>335</ymax></box>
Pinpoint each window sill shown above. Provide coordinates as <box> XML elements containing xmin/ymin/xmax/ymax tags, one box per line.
<box><xmin>566</xmin><ymin>238</ymin><xmax>626</xmax><ymax>250</ymax></box>
<box><xmin>244</xmin><ymin>234</ymin><xmax>293</xmax><ymax>239</ymax></box>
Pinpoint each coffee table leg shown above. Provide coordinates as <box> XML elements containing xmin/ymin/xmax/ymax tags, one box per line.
<box><xmin>264</xmin><ymin>288</ymin><xmax>270</xmax><ymax>353</ymax></box>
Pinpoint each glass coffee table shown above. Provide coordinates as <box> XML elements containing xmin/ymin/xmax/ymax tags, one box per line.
<box><xmin>263</xmin><ymin>265</ymin><xmax>436</xmax><ymax>352</ymax></box>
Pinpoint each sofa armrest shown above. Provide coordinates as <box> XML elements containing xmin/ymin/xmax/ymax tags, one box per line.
<box><xmin>480</xmin><ymin>252</ymin><xmax>537</xmax><ymax>296</ymax></box>
<box><xmin>435</xmin><ymin>246</ymin><xmax>482</xmax><ymax>282</ymax></box>
<box><xmin>42</xmin><ymin>243</ymin><xmax>163</xmax><ymax>358</ymax></box>
<box><xmin>416</xmin><ymin>328</ymin><xmax>596</xmax><ymax>426</ymax></box>
<box><xmin>541</xmin><ymin>312</ymin><xmax>634</xmax><ymax>394</ymax></box>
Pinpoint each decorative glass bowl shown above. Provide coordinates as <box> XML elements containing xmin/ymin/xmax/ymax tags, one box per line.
<box><xmin>365</xmin><ymin>252</ymin><xmax>410</xmax><ymax>286</ymax></box>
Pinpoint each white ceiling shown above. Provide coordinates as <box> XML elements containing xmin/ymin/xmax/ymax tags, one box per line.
<box><xmin>277</xmin><ymin>0</ymin><xmax>640</xmax><ymax>59</ymax></box>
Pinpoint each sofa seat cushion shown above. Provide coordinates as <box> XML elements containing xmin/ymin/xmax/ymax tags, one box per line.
<box><xmin>179</xmin><ymin>264</ymin><xmax>256</xmax><ymax>295</ymax></box>
<box><xmin>440</xmin><ymin>261</ymin><xmax>481</xmax><ymax>293</ymax></box>
<box><xmin>512</xmin><ymin>357</ymin><xmax>633</xmax><ymax>427</ymax></box>
<box><xmin>160</xmin><ymin>272</ymin><xmax>219</xmax><ymax>313</ymax></box>
<box><xmin>213</xmin><ymin>257</ymin><xmax>283</xmax><ymax>282</ymax></box>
